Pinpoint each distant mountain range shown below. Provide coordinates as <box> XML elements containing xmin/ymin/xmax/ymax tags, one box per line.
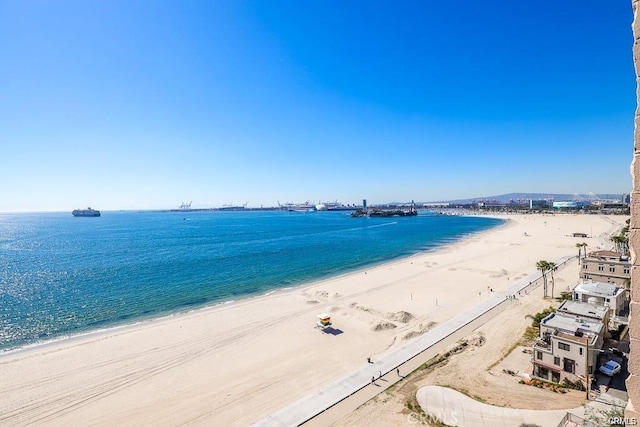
<box><xmin>426</xmin><ymin>193</ymin><xmax>626</xmax><ymax>205</ymax></box>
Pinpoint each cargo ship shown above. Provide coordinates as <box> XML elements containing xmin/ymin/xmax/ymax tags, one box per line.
<box><xmin>72</xmin><ymin>207</ymin><xmax>101</xmax><ymax>217</ymax></box>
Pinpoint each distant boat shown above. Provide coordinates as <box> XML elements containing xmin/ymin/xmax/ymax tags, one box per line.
<box><xmin>327</xmin><ymin>205</ymin><xmax>357</xmax><ymax>211</ymax></box>
<box><xmin>278</xmin><ymin>201</ymin><xmax>317</xmax><ymax>212</ymax></box>
<box><xmin>290</xmin><ymin>208</ymin><xmax>317</xmax><ymax>213</ymax></box>
<box><xmin>325</xmin><ymin>201</ymin><xmax>358</xmax><ymax>211</ymax></box>
<box><xmin>72</xmin><ymin>207</ymin><xmax>101</xmax><ymax>217</ymax></box>
<box><xmin>218</xmin><ymin>201</ymin><xmax>249</xmax><ymax>211</ymax></box>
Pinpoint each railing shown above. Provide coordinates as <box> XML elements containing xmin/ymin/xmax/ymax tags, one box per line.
<box><xmin>556</xmin><ymin>412</ymin><xmax>582</xmax><ymax>427</ymax></box>
<box><xmin>556</xmin><ymin>411</ymin><xmax>599</xmax><ymax>427</ymax></box>
<box><xmin>533</xmin><ymin>341</ymin><xmax>552</xmax><ymax>353</ymax></box>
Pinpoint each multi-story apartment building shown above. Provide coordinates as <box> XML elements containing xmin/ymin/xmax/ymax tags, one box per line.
<box><xmin>532</xmin><ymin>311</ymin><xmax>605</xmax><ymax>383</ymax></box>
<box><xmin>581</xmin><ymin>250</ymin><xmax>630</xmax><ymax>287</ymax></box>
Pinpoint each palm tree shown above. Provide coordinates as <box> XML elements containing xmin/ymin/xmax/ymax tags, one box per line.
<box><xmin>611</xmin><ymin>235</ymin><xmax>623</xmax><ymax>253</ymax></box>
<box><xmin>536</xmin><ymin>260</ymin><xmax>550</xmax><ymax>298</ymax></box>
<box><xmin>622</xmin><ymin>236</ymin><xmax>629</xmax><ymax>255</ymax></box>
<box><xmin>576</xmin><ymin>243</ymin><xmax>583</xmax><ymax>263</ymax></box>
<box><xmin>578</xmin><ymin>242</ymin><xmax>588</xmax><ymax>260</ymax></box>
<box><xmin>610</xmin><ymin>229</ymin><xmax>629</xmax><ymax>255</ymax></box>
<box><xmin>548</xmin><ymin>262</ymin><xmax>557</xmax><ymax>299</ymax></box>
<box><xmin>576</xmin><ymin>242</ymin><xmax>589</xmax><ymax>264</ymax></box>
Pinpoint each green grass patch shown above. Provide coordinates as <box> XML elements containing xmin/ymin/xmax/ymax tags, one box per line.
<box><xmin>522</xmin><ymin>326</ymin><xmax>539</xmax><ymax>342</ymax></box>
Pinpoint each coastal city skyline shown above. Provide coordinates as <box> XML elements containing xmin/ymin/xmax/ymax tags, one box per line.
<box><xmin>1</xmin><ymin>1</ymin><xmax>634</xmax><ymax>212</ymax></box>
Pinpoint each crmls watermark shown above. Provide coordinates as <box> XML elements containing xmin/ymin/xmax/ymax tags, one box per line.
<box><xmin>407</xmin><ymin>411</ymin><xmax>458</xmax><ymax>425</ymax></box>
<box><xmin>608</xmin><ymin>417</ymin><xmax>638</xmax><ymax>425</ymax></box>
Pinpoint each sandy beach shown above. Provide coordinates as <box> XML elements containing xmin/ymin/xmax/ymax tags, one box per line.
<box><xmin>0</xmin><ymin>213</ymin><xmax>625</xmax><ymax>426</ymax></box>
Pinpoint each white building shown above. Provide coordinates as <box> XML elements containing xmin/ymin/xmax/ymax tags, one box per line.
<box><xmin>573</xmin><ymin>281</ymin><xmax>626</xmax><ymax>317</ymax></box>
<box><xmin>557</xmin><ymin>300</ymin><xmax>610</xmax><ymax>328</ymax></box>
<box><xmin>532</xmin><ymin>312</ymin><xmax>605</xmax><ymax>383</ymax></box>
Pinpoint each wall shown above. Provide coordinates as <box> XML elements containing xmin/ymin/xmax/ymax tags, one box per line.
<box><xmin>628</xmin><ymin>0</ymin><xmax>640</xmax><ymax>420</ymax></box>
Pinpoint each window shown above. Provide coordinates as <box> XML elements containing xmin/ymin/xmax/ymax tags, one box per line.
<box><xmin>598</xmin><ymin>265</ymin><xmax>604</xmax><ymax>271</ymax></box>
<box><xmin>583</xmin><ymin>264</ymin><xmax>588</xmax><ymax>269</ymax></box>
<box><xmin>579</xmin><ymin>348</ymin><xmax>583</xmax><ymax>356</ymax></box>
<box><xmin>536</xmin><ymin>351</ymin><xmax>543</xmax><ymax>360</ymax></box>
<box><xmin>552</xmin><ymin>371</ymin><xmax>561</xmax><ymax>383</ymax></box>
<box><xmin>609</xmin><ymin>266</ymin><xmax>615</xmax><ymax>273</ymax></box>
<box><xmin>554</xmin><ymin>357</ymin><xmax>560</xmax><ymax>365</ymax></box>
<box><xmin>537</xmin><ymin>366</ymin><xmax>549</xmax><ymax>379</ymax></box>
<box><xmin>624</xmin><ymin>267</ymin><xmax>630</xmax><ymax>274</ymax></box>
<box><xmin>564</xmin><ymin>358</ymin><xmax>575</xmax><ymax>373</ymax></box>
<box><xmin>558</xmin><ymin>342</ymin><xmax>570</xmax><ymax>351</ymax></box>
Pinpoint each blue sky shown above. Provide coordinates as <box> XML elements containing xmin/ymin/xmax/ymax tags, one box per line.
<box><xmin>0</xmin><ymin>1</ymin><xmax>634</xmax><ymax>211</ymax></box>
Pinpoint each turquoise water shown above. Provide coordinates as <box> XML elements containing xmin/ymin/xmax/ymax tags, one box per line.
<box><xmin>0</xmin><ymin>210</ymin><xmax>503</xmax><ymax>352</ymax></box>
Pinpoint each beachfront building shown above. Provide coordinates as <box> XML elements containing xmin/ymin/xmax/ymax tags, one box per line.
<box><xmin>532</xmin><ymin>312</ymin><xmax>605</xmax><ymax>383</ymax></box>
<box><xmin>557</xmin><ymin>300</ymin><xmax>610</xmax><ymax>331</ymax></box>
<box><xmin>572</xmin><ymin>282</ymin><xmax>627</xmax><ymax>318</ymax></box>
<box><xmin>580</xmin><ymin>250</ymin><xmax>630</xmax><ymax>287</ymax></box>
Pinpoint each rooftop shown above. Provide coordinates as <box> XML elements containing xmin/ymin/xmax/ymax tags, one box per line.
<box><xmin>557</xmin><ymin>300</ymin><xmax>608</xmax><ymax>320</ymax></box>
<box><xmin>585</xmin><ymin>250</ymin><xmax>629</xmax><ymax>262</ymax></box>
<box><xmin>555</xmin><ymin>331</ymin><xmax>589</xmax><ymax>345</ymax></box>
<box><xmin>541</xmin><ymin>312</ymin><xmax>603</xmax><ymax>338</ymax></box>
<box><xmin>574</xmin><ymin>281</ymin><xmax>622</xmax><ymax>297</ymax></box>
<box><xmin>587</xmin><ymin>250</ymin><xmax>621</xmax><ymax>257</ymax></box>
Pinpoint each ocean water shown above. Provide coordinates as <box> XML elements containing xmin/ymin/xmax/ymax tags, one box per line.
<box><xmin>0</xmin><ymin>210</ymin><xmax>503</xmax><ymax>352</ymax></box>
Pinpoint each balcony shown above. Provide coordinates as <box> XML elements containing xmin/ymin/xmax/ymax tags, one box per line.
<box><xmin>533</xmin><ymin>336</ymin><xmax>552</xmax><ymax>353</ymax></box>
<box><xmin>533</xmin><ymin>339</ymin><xmax>552</xmax><ymax>353</ymax></box>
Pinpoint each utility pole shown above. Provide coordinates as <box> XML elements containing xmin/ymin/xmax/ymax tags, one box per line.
<box><xmin>585</xmin><ymin>338</ymin><xmax>589</xmax><ymax>400</ymax></box>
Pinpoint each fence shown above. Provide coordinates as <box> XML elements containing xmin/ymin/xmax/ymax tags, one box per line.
<box><xmin>556</xmin><ymin>411</ymin><xmax>598</xmax><ymax>427</ymax></box>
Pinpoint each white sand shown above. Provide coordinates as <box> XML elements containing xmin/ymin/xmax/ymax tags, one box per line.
<box><xmin>0</xmin><ymin>214</ymin><xmax>625</xmax><ymax>426</ymax></box>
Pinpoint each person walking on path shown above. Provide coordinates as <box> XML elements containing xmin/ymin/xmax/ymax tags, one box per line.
<box><xmin>396</xmin><ymin>368</ymin><xmax>400</xmax><ymax>376</ymax></box>
<box><xmin>371</xmin><ymin>376</ymin><xmax>375</xmax><ymax>384</ymax></box>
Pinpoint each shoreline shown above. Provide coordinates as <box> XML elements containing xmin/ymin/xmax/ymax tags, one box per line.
<box><xmin>0</xmin><ymin>215</ymin><xmax>507</xmax><ymax>357</ymax></box>
<box><xmin>0</xmin><ymin>213</ymin><xmax>624</xmax><ymax>426</ymax></box>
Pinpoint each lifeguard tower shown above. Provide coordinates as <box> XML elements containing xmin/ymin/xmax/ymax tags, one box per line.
<box><xmin>316</xmin><ymin>313</ymin><xmax>332</xmax><ymax>330</ymax></box>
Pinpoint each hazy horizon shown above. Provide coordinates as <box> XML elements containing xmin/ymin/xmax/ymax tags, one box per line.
<box><xmin>0</xmin><ymin>191</ymin><xmax>629</xmax><ymax>214</ymax></box>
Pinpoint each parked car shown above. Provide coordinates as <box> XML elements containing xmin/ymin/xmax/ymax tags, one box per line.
<box><xmin>599</xmin><ymin>360</ymin><xmax>622</xmax><ymax>376</ymax></box>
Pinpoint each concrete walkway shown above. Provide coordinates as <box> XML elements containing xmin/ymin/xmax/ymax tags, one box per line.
<box><xmin>416</xmin><ymin>386</ymin><xmax>582</xmax><ymax>427</ymax></box>
<box><xmin>417</xmin><ymin>385</ymin><xmax>629</xmax><ymax>427</ymax></box>
<box><xmin>256</xmin><ymin>256</ymin><xmax>575</xmax><ymax>427</ymax></box>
